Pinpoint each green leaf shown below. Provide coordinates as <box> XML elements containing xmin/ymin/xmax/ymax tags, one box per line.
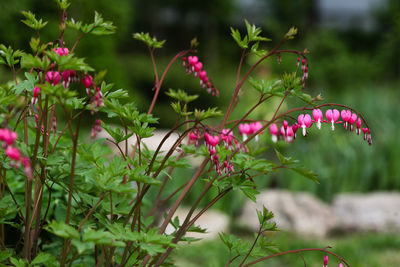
<box><xmin>274</xmin><ymin>149</ymin><xmax>298</xmax><ymax>165</ymax></box>
<box><xmin>21</xmin><ymin>11</ymin><xmax>48</xmax><ymax>31</ymax></box>
<box><xmin>290</xmin><ymin>166</ymin><xmax>319</xmax><ymax>183</ymax></box>
<box><xmin>166</xmin><ymin>88</ymin><xmax>198</xmax><ymax>103</ymax></box>
<box><xmin>45</xmin><ymin>220</ymin><xmax>80</xmax><ymax>240</ymax></box>
<box><xmin>55</xmin><ymin>0</ymin><xmax>71</xmax><ymax>10</ymax></box>
<box><xmin>140</xmin><ymin>243</ymin><xmax>165</xmax><ymax>256</ymax></box>
<box><xmin>31</xmin><ymin>252</ymin><xmax>55</xmax><ymax>265</ymax></box>
<box><xmin>83</xmin><ymin>228</ymin><xmax>125</xmax><ymax>246</ymax></box>
<box><xmin>285</xmin><ymin>27</ymin><xmax>298</xmax><ymax>40</ymax></box>
<box><xmin>10</xmin><ymin>258</ymin><xmax>25</xmax><ymax>267</ymax></box>
<box><xmin>133</xmin><ymin>32</ymin><xmax>166</xmax><ymax>49</ymax></box>
<box><xmin>230</xmin><ymin>27</ymin><xmax>247</xmax><ymax>49</ymax></box>
<box><xmin>194</xmin><ymin>107</ymin><xmax>223</xmax><ymax>121</ymax></box>
<box><xmin>248</xmin><ymin>77</ymin><xmax>283</xmax><ymax>95</ymax></box>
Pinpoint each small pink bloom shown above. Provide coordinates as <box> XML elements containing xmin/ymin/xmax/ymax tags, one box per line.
<box><xmin>356</xmin><ymin>118</ymin><xmax>362</xmax><ymax>135</ymax></box>
<box><xmin>250</xmin><ymin>122</ymin><xmax>263</xmax><ymax>141</ymax></box>
<box><xmin>0</xmin><ymin>129</ymin><xmax>18</xmax><ymax>146</ymax></box>
<box><xmin>323</xmin><ymin>255</ymin><xmax>328</xmax><ymax>267</ymax></box>
<box><xmin>6</xmin><ymin>146</ymin><xmax>21</xmax><ymax>161</ymax></box>
<box><xmin>239</xmin><ymin>123</ymin><xmax>251</xmax><ymax>141</ymax></box>
<box><xmin>199</xmin><ymin>70</ymin><xmax>207</xmax><ymax>82</ymax></box>
<box><xmin>312</xmin><ymin>109</ymin><xmax>323</xmax><ymax>129</ymax></box>
<box><xmin>341</xmin><ymin>110</ymin><xmax>351</xmax><ymax>129</ymax></box>
<box><xmin>81</xmin><ymin>74</ymin><xmax>93</xmax><ymax>89</ymax></box>
<box><xmin>45</xmin><ymin>71</ymin><xmax>61</xmax><ymax>86</ymax></box>
<box><xmin>54</xmin><ymin>47</ymin><xmax>69</xmax><ymax>56</ymax></box>
<box><xmin>326</xmin><ymin>109</ymin><xmax>340</xmax><ymax>131</ymax></box>
<box><xmin>221</xmin><ymin>129</ymin><xmax>234</xmax><ymax>148</ymax></box>
<box><xmin>298</xmin><ymin>114</ymin><xmax>312</xmax><ymax>136</ymax></box>
<box><xmin>194</xmin><ymin>62</ymin><xmax>203</xmax><ymax>72</ymax></box>
<box><xmin>349</xmin><ymin>113</ymin><xmax>357</xmax><ymax>131</ymax></box>
<box><xmin>338</xmin><ymin>263</ymin><xmax>344</xmax><ymax>267</ymax></box>
<box><xmin>32</xmin><ymin>86</ymin><xmax>40</xmax><ymax>105</ymax></box>
<box><xmin>269</xmin><ymin>124</ymin><xmax>278</xmax><ymax>143</ymax></box>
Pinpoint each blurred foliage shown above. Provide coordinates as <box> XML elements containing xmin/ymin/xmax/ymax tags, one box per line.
<box><xmin>0</xmin><ymin>0</ymin><xmax>398</xmax><ymax>201</ymax></box>
<box><xmin>174</xmin><ymin>232</ymin><xmax>400</xmax><ymax>267</ymax></box>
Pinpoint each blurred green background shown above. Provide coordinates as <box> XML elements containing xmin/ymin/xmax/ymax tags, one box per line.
<box><xmin>1</xmin><ymin>0</ymin><xmax>399</xmax><ymax>265</ymax></box>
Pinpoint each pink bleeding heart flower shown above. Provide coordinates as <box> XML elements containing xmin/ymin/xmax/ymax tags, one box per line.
<box><xmin>199</xmin><ymin>70</ymin><xmax>207</xmax><ymax>83</ymax></box>
<box><xmin>6</xmin><ymin>146</ymin><xmax>21</xmax><ymax>161</ymax></box>
<box><xmin>292</xmin><ymin>123</ymin><xmax>299</xmax><ymax>139</ymax></box>
<box><xmin>312</xmin><ymin>109</ymin><xmax>323</xmax><ymax>129</ymax></box>
<box><xmin>269</xmin><ymin>123</ymin><xmax>278</xmax><ymax>143</ymax></box>
<box><xmin>82</xmin><ymin>74</ymin><xmax>93</xmax><ymax>89</ymax></box>
<box><xmin>280</xmin><ymin>125</ymin><xmax>294</xmax><ymax>143</ymax></box>
<box><xmin>298</xmin><ymin>114</ymin><xmax>312</xmax><ymax>136</ymax></box>
<box><xmin>356</xmin><ymin>118</ymin><xmax>362</xmax><ymax>135</ymax></box>
<box><xmin>32</xmin><ymin>86</ymin><xmax>41</xmax><ymax>105</ymax></box>
<box><xmin>204</xmin><ymin>132</ymin><xmax>219</xmax><ymax>155</ymax></box>
<box><xmin>349</xmin><ymin>113</ymin><xmax>357</xmax><ymax>131</ymax></box>
<box><xmin>323</xmin><ymin>255</ymin><xmax>328</xmax><ymax>267</ymax></box>
<box><xmin>239</xmin><ymin>123</ymin><xmax>251</xmax><ymax>141</ymax></box>
<box><xmin>45</xmin><ymin>71</ymin><xmax>61</xmax><ymax>86</ymax></box>
<box><xmin>341</xmin><ymin>110</ymin><xmax>351</xmax><ymax>129</ymax></box>
<box><xmin>249</xmin><ymin>122</ymin><xmax>263</xmax><ymax>141</ymax></box>
<box><xmin>194</xmin><ymin>62</ymin><xmax>203</xmax><ymax>73</ymax></box>
<box><xmin>0</xmin><ymin>129</ymin><xmax>17</xmax><ymax>146</ymax></box>
<box><xmin>325</xmin><ymin>109</ymin><xmax>340</xmax><ymax>131</ymax></box>
<box><xmin>221</xmin><ymin>129</ymin><xmax>234</xmax><ymax>149</ymax></box>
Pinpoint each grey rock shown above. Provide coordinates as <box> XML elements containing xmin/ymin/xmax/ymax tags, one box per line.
<box><xmin>240</xmin><ymin>190</ymin><xmax>337</xmax><ymax>237</ymax></box>
<box><xmin>333</xmin><ymin>192</ymin><xmax>400</xmax><ymax>232</ymax></box>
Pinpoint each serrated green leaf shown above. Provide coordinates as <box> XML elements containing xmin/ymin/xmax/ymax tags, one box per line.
<box><xmin>45</xmin><ymin>220</ymin><xmax>80</xmax><ymax>240</ymax></box>
<box><xmin>133</xmin><ymin>32</ymin><xmax>166</xmax><ymax>49</ymax></box>
<box><xmin>290</xmin><ymin>166</ymin><xmax>319</xmax><ymax>183</ymax></box>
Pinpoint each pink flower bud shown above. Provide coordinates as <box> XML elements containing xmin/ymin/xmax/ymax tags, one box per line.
<box><xmin>82</xmin><ymin>74</ymin><xmax>93</xmax><ymax>89</ymax></box>
<box><xmin>323</xmin><ymin>255</ymin><xmax>328</xmax><ymax>267</ymax></box>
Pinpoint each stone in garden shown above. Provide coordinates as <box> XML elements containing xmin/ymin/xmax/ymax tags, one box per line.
<box><xmin>332</xmin><ymin>192</ymin><xmax>400</xmax><ymax>232</ymax></box>
<box><xmin>239</xmin><ymin>189</ymin><xmax>337</xmax><ymax>237</ymax></box>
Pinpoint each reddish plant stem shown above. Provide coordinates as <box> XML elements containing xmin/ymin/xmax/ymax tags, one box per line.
<box><xmin>155</xmin><ymin>187</ymin><xmax>232</xmax><ymax>266</ymax></box>
<box><xmin>157</xmin><ymin>159</ymin><xmax>208</xmax><ymax>235</ymax></box>
<box><xmin>147</xmin><ymin>50</ymin><xmax>192</xmax><ymax>115</ymax></box>
<box><xmin>221</xmin><ymin>46</ymin><xmax>302</xmax><ymax>129</ymax></box>
<box><xmin>148</xmin><ymin>46</ymin><xmax>159</xmax><ymax>86</ymax></box>
<box><xmin>238</xmin><ymin>226</ymin><xmax>263</xmax><ymax>266</ymax></box>
<box><xmin>242</xmin><ymin>248</ymin><xmax>350</xmax><ymax>267</ymax></box>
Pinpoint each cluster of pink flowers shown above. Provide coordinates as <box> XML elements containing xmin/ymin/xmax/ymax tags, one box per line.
<box><xmin>269</xmin><ymin>108</ymin><xmax>372</xmax><ymax>145</ymax></box>
<box><xmin>0</xmin><ymin>128</ymin><xmax>32</xmax><ymax>180</ymax></box>
<box><xmin>296</xmin><ymin>57</ymin><xmax>308</xmax><ymax>88</ymax></box>
<box><xmin>238</xmin><ymin>122</ymin><xmax>263</xmax><ymax>141</ymax></box>
<box><xmin>81</xmin><ymin>74</ymin><xmax>104</xmax><ymax>109</ymax></box>
<box><xmin>182</xmin><ymin>55</ymin><xmax>219</xmax><ymax>96</ymax></box>
<box><xmin>90</xmin><ymin>119</ymin><xmax>102</xmax><ymax>139</ymax></box>
<box><xmin>296</xmin><ymin>57</ymin><xmax>309</xmax><ymax>88</ymax></box>
<box><xmin>37</xmin><ymin>47</ymin><xmax>103</xmax><ymax>139</ymax></box>
<box><xmin>54</xmin><ymin>47</ymin><xmax>69</xmax><ymax>56</ymax></box>
<box><xmin>189</xmin><ymin>122</ymin><xmax>264</xmax><ymax>176</ymax></box>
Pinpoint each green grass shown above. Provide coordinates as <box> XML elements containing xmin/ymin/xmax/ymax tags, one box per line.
<box><xmin>173</xmin><ymin>232</ymin><xmax>400</xmax><ymax>266</ymax></box>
